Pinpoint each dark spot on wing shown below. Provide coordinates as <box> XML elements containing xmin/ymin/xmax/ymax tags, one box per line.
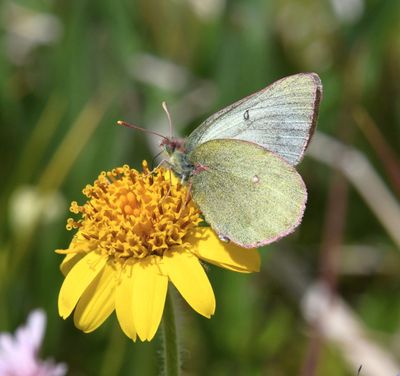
<box><xmin>243</xmin><ymin>109</ymin><xmax>250</xmax><ymax>121</ymax></box>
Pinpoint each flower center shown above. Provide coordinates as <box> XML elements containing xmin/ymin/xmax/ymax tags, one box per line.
<box><xmin>66</xmin><ymin>162</ymin><xmax>201</xmax><ymax>261</ymax></box>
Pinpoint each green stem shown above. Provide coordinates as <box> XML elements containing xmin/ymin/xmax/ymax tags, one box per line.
<box><xmin>161</xmin><ymin>290</ymin><xmax>180</xmax><ymax>376</ymax></box>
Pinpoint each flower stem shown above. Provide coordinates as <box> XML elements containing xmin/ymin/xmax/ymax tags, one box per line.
<box><xmin>161</xmin><ymin>289</ymin><xmax>180</xmax><ymax>376</ymax></box>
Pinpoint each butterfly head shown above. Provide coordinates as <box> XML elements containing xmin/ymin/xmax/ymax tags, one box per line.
<box><xmin>160</xmin><ymin>137</ymin><xmax>185</xmax><ymax>156</ymax></box>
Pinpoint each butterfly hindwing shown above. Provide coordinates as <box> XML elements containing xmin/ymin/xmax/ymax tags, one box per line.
<box><xmin>189</xmin><ymin>139</ymin><xmax>307</xmax><ymax>247</ymax></box>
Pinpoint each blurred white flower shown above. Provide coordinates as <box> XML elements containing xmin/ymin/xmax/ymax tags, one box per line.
<box><xmin>2</xmin><ymin>3</ymin><xmax>63</xmax><ymax>65</ymax></box>
<box><xmin>185</xmin><ymin>0</ymin><xmax>225</xmax><ymax>20</ymax></box>
<box><xmin>9</xmin><ymin>186</ymin><xmax>66</xmax><ymax>234</ymax></box>
<box><xmin>330</xmin><ymin>0</ymin><xmax>364</xmax><ymax>24</ymax></box>
<box><xmin>0</xmin><ymin>309</ymin><xmax>67</xmax><ymax>376</ymax></box>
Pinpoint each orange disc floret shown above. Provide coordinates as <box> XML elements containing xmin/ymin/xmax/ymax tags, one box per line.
<box><xmin>65</xmin><ymin>161</ymin><xmax>201</xmax><ymax>261</ymax></box>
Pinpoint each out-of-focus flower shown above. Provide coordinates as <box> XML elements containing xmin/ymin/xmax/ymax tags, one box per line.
<box><xmin>329</xmin><ymin>0</ymin><xmax>364</xmax><ymax>24</ymax></box>
<box><xmin>2</xmin><ymin>3</ymin><xmax>63</xmax><ymax>65</ymax></box>
<box><xmin>0</xmin><ymin>309</ymin><xmax>67</xmax><ymax>376</ymax></box>
<box><xmin>57</xmin><ymin>162</ymin><xmax>260</xmax><ymax>341</ymax></box>
<box><xmin>9</xmin><ymin>186</ymin><xmax>66</xmax><ymax>234</ymax></box>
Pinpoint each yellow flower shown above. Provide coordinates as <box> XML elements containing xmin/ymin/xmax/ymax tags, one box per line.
<box><xmin>57</xmin><ymin>161</ymin><xmax>260</xmax><ymax>342</ymax></box>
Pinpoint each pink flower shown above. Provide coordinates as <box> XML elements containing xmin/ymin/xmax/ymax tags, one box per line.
<box><xmin>0</xmin><ymin>309</ymin><xmax>67</xmax><ymax>376</ymax></box>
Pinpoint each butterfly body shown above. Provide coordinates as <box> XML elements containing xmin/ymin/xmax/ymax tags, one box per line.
<box><xmin>161</xmin><ymin>138</ymin><xmax>193</xmax><ymax>181</ymax></box>
<box><xmin>161</xmin><ymin>73</ymin><xmax>322</xmax><ymax>248</ymax></box>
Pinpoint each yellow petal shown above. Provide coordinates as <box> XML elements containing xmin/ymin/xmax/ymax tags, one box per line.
<box><xmin>115</xmin><ymin>265</ymin><xmax>137</xmax><ymax>341</ymax></box>
<box><xmin>60</xmin><ymin>252</ymin><xmax>85</xmax><ymax>276</ymax></box>
<box><xmin>73</xmin><ymin>263</ymin><xmax>116</xmax><ymax>332</ymax></box>
<box><xmin>188</xmin><ymin>228</ymin><xmax>260</xmax><ymax>273</ymax></box>
<box><xmin>163</xmin><ymin>249</ymin><xmax>215</xmax><ymax>318</ymax></box>
<box><xmin>132</xmin><ymin>257</ymin><xmax>168</xmax><ymax>341</ymax></box>
<box><xmin>58</xmin><ymin>251</ymin><xmax>107</xmax><ymax>319</ymax></box>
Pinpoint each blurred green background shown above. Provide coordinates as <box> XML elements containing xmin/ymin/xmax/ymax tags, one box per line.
<box><xmin>1</xmin><ymin>0</ymin><xmax>400</xmax><ymax>375</ymax></box>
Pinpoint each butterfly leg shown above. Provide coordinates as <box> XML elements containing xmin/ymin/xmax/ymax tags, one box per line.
<box><xmin>143</xmin><ymin>158</ymin><xmax>171</xmax><ymax>178</ymax></box>
<box><xmin>176</xmin><ymin>179</ymin><xmax>193</xmax><ymax>218</ymax></box>
<box><xmin>192</xmin><ymin>162</ymin><xmax>209</xmax><ymax>175</ymax></box>
<box><xmin>178</xmin><ymin>162</ymin><xmax>206</xmax><ymax>212</ymax></box>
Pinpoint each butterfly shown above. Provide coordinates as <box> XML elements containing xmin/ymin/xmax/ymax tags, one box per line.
<box><xmin>121</xmin><ymin>73</ymin><xmax>322</xmax><ymax>248</ymax></box>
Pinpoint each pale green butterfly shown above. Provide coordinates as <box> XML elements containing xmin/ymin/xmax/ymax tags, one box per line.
<box><xmin>121</xmin><ymin>73</ymin><xmax>322</xmax><ymax>248</ymax></box>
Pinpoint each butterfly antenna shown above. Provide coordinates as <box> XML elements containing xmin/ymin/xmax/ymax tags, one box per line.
<box><xmin>162</xmin><ymin>101</ymin><xmax>173</xmax><ymax>139</ymax></box>
<box><xmin>117</xmin><ymin>120</ymin><xmax>168</xmax><ymax>140</ymax></box>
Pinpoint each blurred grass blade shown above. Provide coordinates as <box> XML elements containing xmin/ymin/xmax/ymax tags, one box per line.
<box><xmin>15</xmin><ymin>94</ymin><xmax>66</xmax><ymax>184</ymax></box>
<box><xmin>4</xmin><ymin>94</ymin><xmax>111</xmax><ymax>287</ymax></box>
<box><xmin>302</xmin><ymin>283</ymin><xmax>400</xmax><ymax>375</ymax></box>
<box><xmin>38</xmin><ymin>94</ymin><xmax>111</xmax><ymax>192</ymax></box>
<box><xmin>353</xmin><ymin>107</ymin><xmax>400</xmax><ymax>195</ymax></box>
<box><xmin>308</xmin><ymin>132</ymin><xmax>400</xmax><ymax>248</ymax></box>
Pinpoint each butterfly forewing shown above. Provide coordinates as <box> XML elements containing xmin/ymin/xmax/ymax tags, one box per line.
<box><xmin>185</xmin><ymin>73</ymin><xmax>322</xmax><ymax>166</ymax></box>
<box><xmin>189</xmin><ymin>139</ymin><xmax>307</xmax><ymax>247</ymax></box>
